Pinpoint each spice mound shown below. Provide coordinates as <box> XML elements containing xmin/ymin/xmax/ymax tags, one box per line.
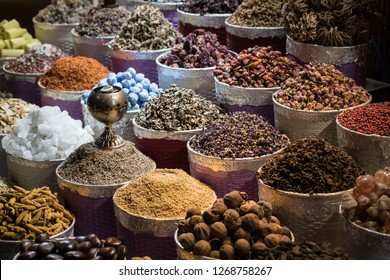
<box><xmin>1</xmin><ymin>106</ymin><xmax>93</xmax><ymax>161</ymax></box>
<box><xmin>57</xmin><ymin>141</ymin><xmax>155</xmax><ymax>185</ymax></box>
<box><xmin>39</xmin><ymin>56</ymin><xmax>110</xmax><ymax>91</ymax></box>
<box><xmin>0</xmin><ymin>185</ymin><xmax>74</xmax><ymax>241</ymax></box>
<box><xmin>160</xmin><ymin>29</ymin><xmax>234</xmax><ymax>68</ymax></box>
<box><xmin>0</xmin><ymin>98</ymin><xmax>37</xmax><ymax>135</ymax></box>
<box><xmin>259</xmin><ymin>137</ymin><xmax>366</xmax><ymax>194</ymax></box>
<box><xmin>135</xmin><ymin>84</ymin><xmax>224</xmax><ymax>131</ymax></box>
<box><xmin>75</xmin><ymin>6</ymin><xmax>130</xmax><ymax>37</ymax></box>
<box><xmin>214</xmin><ymin>46</ymin><xmax>301</xmax><ymax>88</ymax></box>
<box><xmin>179</xmin><ymin>0</ymin><xmax>242</xmax><ymax>15</ymax></box>
<box><xmin>338</xmin><ymin>102</ymin><xmax>390</xmax><ymax>136</ymax></box>
<box><xmin>274</xmin><ymin>63</ymin><xmax>372</xmax><ymax>111</ymax></box>
<box><xmin>341</xmin><ymin>167</ymin><xmax>390</xmax><ymax>234</ymax></box>
<box><xmin>189</xmin><ymin>112</ymin><xmax>289</xmax><ymax>159</ymax></box>
<box><xmin>16</xmin><ymin>233</ymin><xmax>127</xmax><ymax>260</ymax></box>
<box><xmin>283</xmin><ymin>0</ymin><xmax>379</xmax><ymax>46</ymax></box>
<box><xmin>108</xmin><ymin>4</ymin><xmax>180</xmax><ymax>51</ymax></box>
<box><xmin>113</xmin><ymin>169</ymin><xmax>216</xmax><ymax>219</ymax></box>
<box><xmin>227</xmin><ymin>0</ymin><xmax>284</xmax><ymax>27</ymax></box>
<box><xmin>4</xmin><ymin>44</ymin><xmax>67</xmax><ymax>74</ymax></box>
<box><xmin>34</xmin><ymin>0</ymin><xmax>93</xmax><ymax>24</ymax></box>
<box><xmin>177</xmin><ymin>190</ymin><xmax>294</xmax><ymax>259</ymax></box>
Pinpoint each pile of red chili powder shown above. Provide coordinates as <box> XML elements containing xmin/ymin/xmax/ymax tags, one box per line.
<box><xmin>338</xmin><ymin>102</ymin><xmax>390</xmax><ymax>136</ymax></box>
<box><xmin>40</xmin><ymin>56</ymin><xmax>110</xmax><ymax>91</ymax></box>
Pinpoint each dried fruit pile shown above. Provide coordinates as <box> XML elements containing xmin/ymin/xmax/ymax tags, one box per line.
<box><xmin>214</xmin><ymin>46</ymin><xmax>301</xmax><ymax>88</ymax></box>
<box><xmin>34</xmin><ymin>0</ymin><xmax>92</xmax><ymax>24</ymax></box>
<box><xmin>341</xmin><ymin>167</ymin><xmax>390</xmax><ymax>234</ymax></box>
<box><xmin>179</xmin><ymin>0</ymin><xmax>243</xmax><ymax>15</ymax></box>
<box><xmin>177</xmin><ymin>190</ymin><xmax>294</xmax><ymax>259</ymax></box>
<box><xmin>0</xmin><ymin>98</ymin><xmax>37</xmax><ymax>134</ymax></box>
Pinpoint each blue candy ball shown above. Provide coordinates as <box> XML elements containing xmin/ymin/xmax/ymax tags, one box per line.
<box><xmin>126</xmin><ymin>67</ymin><xmax>137</xmax><ymax>77</ymax></box>
<box><xmin>128</xmin><ymin>92</ymin><xmax>139</xmax><ymax>105</ymax></box>
<box><xmin>139</xmin><ymin>90</ymin><xmax>149</xmax><ymax>102</ymax></box>
<box><xmin>130</xmin><ymin>86</ymin><xmax>141</xmax><ymax>94</ymax></box>
<box><xmin>135</xmin><ymin>83</ymin><xmax>144</xmax><ymax>89</ymax></box>
<box><xmin>135</xmin><ymin>73</ymin><xmax>145</xmax><ymax>82</ymax></box>
<box><xmin>121</xmin><ymin>79</ymin><xmax>132</xmax><ymax>89</ymax></box>
<box><xmin>132</xmin><ymin>103</ymin><xmax>140</xmax><ymax>110</ymax></box>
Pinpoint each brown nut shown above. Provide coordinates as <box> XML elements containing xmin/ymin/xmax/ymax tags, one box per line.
<box><xmin>234</xmin><ymin>238</ymin><xmax>251</xmax><ymax>259</ymax></box>
<box><xmin>193</xmin><ymin>223</ymin><xmax>210</xmax><ymax>241</ymax></box>
<box><xmin>209</xmin><ymin>250</ymin><xmax>220</xmax><ymax>259</ymax></box>
<box><xmin>279</xmin><ymin>235</ymin><xmax>292</xmax><ymax>244</ymax></box>
<box><xmin>241</xmin><ymin>213</ymin><xmax>260</xmax><ymax>233</ymax></box>
<box><xmin>251</xmin><ymin>241</ymin><xmax>267</xmax><ymax>258</ymax></box>
<box><xmin>185</xmin><ymin>207</ymin><xmax>202</xmax><ymax>219</ymax></box>
<box><xmin>185</xmin><ymin>215</ymin><xmax>204</xmax><ymax>232</ymax></box>
<box><xmin>178</xmin><ymin>232</ymin><xmax>196</xmax><ymax>251</ymax></box>
<box><xmin>177</xmin><ymin>219</ymin><xmax>186</xmax><ymax>234</ymax></box>
<box><xmin>223</xmin><ymin>209</ymin><xmax>241</xmax><ymax>231</ymax></box>
<box><xmin>222</xmin><ymin>236</ymin><xmax>234</xmax><ymax>247</ymax></box>
<box><xmin>248</xmin><ymin>204</ymin><xmax>265</xmax><ymax>219</ymax></box>
<box><xmin>281</xmin><ymin>226</ymin><xmax>292</xmax><ymax>239</ymax></box>
<box><xmin>264</xmin><ymin>233</ymin><xmax>280</xmax><ymax>248</ymax></box>
<box><xmin>269</xmin><ymin>215</ymin><xmax>281</xmax><ymax>225</ymax></box>
<box><xmin>219</xmin><ymin>244</ymin><xmax>235</xmax><ymax>260</ymax></box>
<box><xmin>193</xmin><ymin>240</ymin><xmax>211</xmax><ymax>256</ymax></box>
<box><xmin>211</xmin><ymin>200</ymin><xmax>228</xmax><ymax>215</ymax></box>
<box><xmin>202</xmin><ymin>208</ymin><xmax>220</xmax><ymax>224</ymax></box>
<box><xmin>224</xmin><ymin>191</ymin><xmax>247</xmax><ymax>209</ymax></box>
<box><xmin>238</xmin><ymin>200</ymin><xmax>258</xmax><ymax>216</ymax></box>
<box><xmin>258</xmin><ymin>200</ymin><xmax>273</xmax><ymax>218</ymax></box>
<box><xmin>233</xmin><ymin>227</ymin><xmax>251</xmax><ymax>242</ymax></box>
<box><xmin>209</xmin><ymin>238</ymin><xmax>221</xmax><ymax>251</ymax></box>
<box><xmin>210</xmin><ymin>221</ymin><xmax>228</xmax><ymax>239</ymax></box>
<box><xmin>267</xmin><ymin>223</ymin><xmax>283</xmax><ymax>234</ymax></box>
<box><xmin>258</xmin><ymin>222</ymin><xmax>272</xmax><ymax>238</ymax></box>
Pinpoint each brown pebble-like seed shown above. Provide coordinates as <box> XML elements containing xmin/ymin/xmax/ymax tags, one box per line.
<box><xmin>264</xmin><ymin>233</ymin><xmax>280</xmax><ymax>248</ymax></box>
<box><xmin>233</xmin><ymin>227</ymin><xmax>251</xmax><ymax>242</ymax></box>
<box><xmin>193</xmin><ymin>223</ymin><xmax>210</xmax><ymax>241</ymax></box>
<box><xmin>77</xmin><ymin>241</ymin><xmax>92</xmax><ymax>253</ymax></box>
<box><xmin>219</xmin><ymin>244</ymin><xmax>235</xmax><ymax>259</ymax></box>
<box><xmin>210</xmin><ymin>222</ymin><xmax>228</xmax><ymax>239</ymax></box>
<box><xmin>115</xmin><ymin>244</ymin><xmax>127</xmax><ymax>260</ymax></box>
<box><xmin>20</xmin><ymin>240</ymin><xmax>34</xmax><ymax>252</ymax></box>
<box><xmin>251</xmin><ymin>241</ymin><xmax>267</xmax><ymax>258</ymax></box>
<box><xmin>241</xmin><ymin>213</ymin><xmax>260</xmax><ymax>233</ymax></box>
<box><xmin>202</xmin><ymin>208</ymin><xmax>220</xmax><ymax>224</ymax></box>
<box><xmin>178</xmin><ymin>232</ymin><xmax>196</xmax><ymax>251</ymax></box>
<box><xmin>98</xmin><ymin>246</ymin><xmax>116</xmax><ymax>259</ymax></box>
<box><xmin>234</xmin><ymin>238</ymin><xmax>251</xmax><ymax>258</ymax></box>
<box><xmin>269</xmin><ymin>215</ymin><xmax>281</xmax><ymax>225</ymax></box>
<box><xmin>193</xmin><ymin>240</ymin><xmax>211</xmax><ymax>256</ymax></box>
<box><xmin>185</xmin><ymin>207</ymin><xmax>202</xmax><ymax>219</ymax></box>
<box><xmin>105</xmin><ymin>236</ymin><xmax>123</xmax><ymax>247</ymax></box>
<box><xmin>223</xmin><ymin>209</ymin><xmax>241</xmax><ymax>231</ymax></box>
<box><xmin>209</xmin><ymin>250</ymin><xmax>220</xmax><ymax>259</ymax></box>
<box><xmin>238</xmin><ymin>200</ymin><xmax>258</xmax><ymax>216</ymax></box>
<box><xmin>211</xmin><ymin>202</ymin><xmax>228</xmax><ymax>215</ymax></box>
<box><xmin>224</xmin><ymin>191</ymin><xmax>246</xmax><ymax>209</ymax></box>
<box><xmin>64</xmin><ymin>250</ymin><xmax>86</xmax><ymax>260</ymax></box>
<box><xmin>268</xmin><ymin>223</ymin><xmax>283</xmax><ymax>234</ymax></box>
<box><xmin>258</xmin><ymin>222</ymin><xmax>272</xmax><ymax>238</ymax></box>
<box><xmin>37</xmin><ymin>241</ymin><xmax>55</xmax><ymax>255</ymax></box>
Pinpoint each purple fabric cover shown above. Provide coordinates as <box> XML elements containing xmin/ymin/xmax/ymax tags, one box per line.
<box><xmin>59</xmin><ymin>188</ymin><xmax>117</xmax><ymax>239</ymax></box>
<box><xmin>135</xmin><ymin>137</ymin><xmax>190</xmax><ymax>173</ymax></box>
<box><xmin>40</xmin><ymin>95</ymin><xmax>83</xmax><ymax>122</ymax></box>
<box><xmin>6</xmin><ymin>80</ymin><xmax>41</xmax><ymax>106</ymax></box>
<box><xmin>220</xmin><ymin>103</ymin><xmax>274</xmax><ymax>126</ymax></box>
<box><xmin>227</xmin><ymin>32</ymin><xmax>286</xmax><ymax>54</ymax></box>
<box><xmin>190</xmin><ymin>162</ymin><xmax>259</xmax><ymax>201</ymax></box>
<box><xmin>116</xmin><ymin>219</ymin><xmax>177</xmax><ymax>260</ymax></box>
<box><xmin>111</xmin><ymin>57</ymin><xmax>159</xmax><ymax>84</ymax></box>
<box><xmin>162</xmin><ymin>9</ymin><xmax>179</xmax><ymax>30</ymax></box>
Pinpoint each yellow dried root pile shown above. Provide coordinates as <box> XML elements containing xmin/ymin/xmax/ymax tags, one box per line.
<box><xmin>0</xmin><ymin>185</ymin><xmax>73</xmax><ymax>241</ymax></box>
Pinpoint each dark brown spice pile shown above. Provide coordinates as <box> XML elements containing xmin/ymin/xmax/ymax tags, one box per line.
<box><xmin>57</xmin><ymin>141</ymin><xmax>155</xmax><ymax>185</ymax></box>
<box><xmin>258</xmin><ymin>137</ymin><xmax>366</xmax><ymax>194</ymax></box>
<box><xmin>39</xmin><ymin>56</ymin><xmax>110</xmax><ymax>91</ymax></box>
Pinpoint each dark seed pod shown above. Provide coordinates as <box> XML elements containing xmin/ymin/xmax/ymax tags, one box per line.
<box><xmin>258</xmin><ymin>200</ymin><xmax>273</xmax><ymax>218</ymax></box>
<box><xmin>209</xmin><ymin>238</ymin><xmax>222</xmax><ymax>251</ymax></box>
<box><xmin>178</xmin><ymin>232</ymin><xmax>196</xmax><ymax>251</ymax></box>
<box><xmin>223</xmin><ymin>191</ymin><xmax>247</xmax><ymax>209</ymax></box>
<box><xmin>238</xmin><ymin>200</ymin><xmax>258</xmax><ymax>216</ymax></box>
<box><xmin>186</xmin><ymin>207</ymin><xmax>202</xmax><ymax>219</ymax></box>
<box><xmin>264</xmin><ymin>233</ymin><xmax>280</xmax><ymax>248</ymax></box>
<box><xmin>209</xmin><ymin>250</ymin><xmax>220</xmax><ymax>259</ymax></box>
<box><xmin>251</xmin><ymin>241</ymin><xmax>267</xmax><ymax>258</ymax></box>
<box><xmin>241</xmin><ymin>213</ymin><xmax>260</xmax><ymax>233</ymax></box>
<box><xmin>258</xmin><ymin>222</ymin><xmax>272</xmax><ymax>238</ymax></box>
<box><xmin>269</xmin><ymin>215</ymin><xmax>281</xmax><ymax>225</ymax></box>
<box><xmin>193</xmin><ymin>240</ymin><xmax>211</xmax><ymax>256</ymax></box>
<box><xmin>223</xmin><ymin>209</ymin><xmax>241</xmax><ymax>231</ymax></box>
<box><xmin>234</xmin><ymin>238</ymin><xmax>251</xmax><ymax>259</ymax></box>
<box><xmin>193</xmin><ymin>223</ymin><xmax>211</xmax><ymax>241</ymax></box>
<box><xmin>248</xmin><ymin>204</ymin><xmax>265</xmax><ymax>219</ymax></box>
<box><xmin>222</xmin><ymin>236</ymin><xmax>234</xmax><ymax>247</ymax></box>
<box><xmin>233</xmin><ymin>227</ymin><xmax>251</xmax><ymax>242</ymax></box>
<box><xmin>202</xmin><ymin>208</ymin><xmax>220</xmax><ymax>224</ymax></box>
<box><xmin>219</xmin><ymin>244</ymin><xmax>235</xmax><ymax>260</ymax></box>
<box><xmin>212</xmin><ymin>200</ymin><xmax>228</xmax><ymax>215</ymax></box>
<box><xmin>210</xmin><ymin>222</ymin><xmax>228</xmax><ymax>239</ymax></box>
<box><xmin>281</xmin><ymin>226</ymin><xmax>292</xmax><ymax>239</ymax></box>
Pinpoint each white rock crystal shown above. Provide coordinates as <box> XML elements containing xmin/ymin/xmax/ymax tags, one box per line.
<box><xmin>1</xmin><ymin>106</ymin><xmax>94</xmax><ymax>161</ymax></box>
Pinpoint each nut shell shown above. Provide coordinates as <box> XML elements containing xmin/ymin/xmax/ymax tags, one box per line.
<box><xmin>210</xmin><ymin>221</ymin><xmax>228</xmax><ymax>239</ymax></box>
<box><xmin>193</xmin><ymin>223</ymin><xmax>211</xmax><ymax>241</ymax></box>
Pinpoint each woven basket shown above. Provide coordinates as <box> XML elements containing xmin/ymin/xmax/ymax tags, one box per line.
<box><xmin>258</xmin><ymin>167</ymin><xmax>350</xmax><ymax>247</ymax></box>
<box><xmin>272</xmin><ymin>92</ymin><xmax>372</xmax><ymax>146</ymax></box>
<box><xmin>72</xmin><ymin>29</ymin><xmax>114</xmax><ymax>69</ymax></box>
<box><xmin>215</xmin><ymin>77</ymin><xmax>280</xmax><ymax>125</ymax></box>
<box><xmin>133</xmin><ymin>119</ymin><xmax>201</xmax><ymax>173</ymax></box>
<box><xmin>33</xmin><ymin>17</ymin><xmax>77</xmax><ymax>55</ymax></box>
<box><xmin>0</xmin><ymin>214</ymin><xmax>75</xmax><ymax>260</ymax></box>
<box><xmin>6</xmin><ymin>153</ymin><xmax>63</xmax><ymax>192</ymax></box>
<box><xmin>38</xmin><ymin>80</ymin><xmax>88</xmax><ymax>122</ymax></box>
<box><xmin>339</xmin><ymin>206</ymin><xmax>390</xmax><ymax>260</ymax></box>
<box><xmin>3</xmin><ymin>67</ymin><xmax>42</xmax><ymax>106</ymax></box>
<box><xmin>336</xmin><ymin>118</ymin><xmax>390</xmax><ymax>175</ymax></box>
<box><xmin>81</xmin><ymin>99</ymin><xmax>139</xmax><ymax>142</ymax></box>
<box><xmin>177</xmin><ymin>9</ymin><xmax>230</xmax><ymax>45</ymax></box>
<box><xmin>286</xmin><ymin>35</ymin><xmax>369</xmax><ymax>86</ymax></box>
<box><xmin>156</xmin><ymin>51</ymin><xmax>217</xmax><ymax>103</ymax></box>
<box><xmin>109</xmin><ymin>45</ymin><xmax>171</xmax><ymax>83</ymax></box>
<box><xmin>188</xmin><ymin>141</ymin><xmax>287</xmax><ymax>201</ymax></box>
<box><xmin>225</xmin><ymin>20</ymin><xmax>286</xmax><ymax>54</ymax></box>
<box><xmin>0</xmin><ymin>134</ymin><xmax>8</xmax><ymax>178</ymax></box>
